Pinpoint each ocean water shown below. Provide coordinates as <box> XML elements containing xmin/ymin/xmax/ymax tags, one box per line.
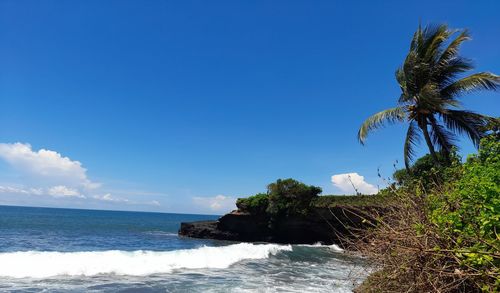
<box><xmin>0</xmin><ymin>205</ymin><xmax>367</xmax><ymax>292</ymax></box>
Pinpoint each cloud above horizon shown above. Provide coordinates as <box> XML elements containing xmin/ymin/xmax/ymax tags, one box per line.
<box><xmin>92</xmin><ymin>193</ymin><xmax>129</xmax><ymax>203</ymax></box>
<box><xmin>0</xmin><ymin>143</ymin><xmax>124</xmax><ymax>202</ymax></box>
<box><xmin>0</xmin><ymin>143</ymin><xmax>99</xmax><ymax>189</ymax></box>
<box><xmin>0</xmin><ymin>185</ymin><xmax>86</xmax><ymax>198</ymax></box>
<box><xmin>192</xmin><ymin>195</ymin><xmax>236</xmax><ymax>213</ymax></box>
<box><xmin>47</xmin><ymin>185</ymin><xmax>85</xmax><ymax>198</ymax></box>
<box><xmin>331</xmin><ymin>172</ymin><xmax>378</xmax><ymax>195</ymax></box>
<box><xmin>0</xmin><ymin>142</ymin><xmax>165</xmax><ymax>211</ymax></box>
<box><xmin>0</xmin><ymin>186</ymin><xmax>43</xmax><ymax>196</ymax></box>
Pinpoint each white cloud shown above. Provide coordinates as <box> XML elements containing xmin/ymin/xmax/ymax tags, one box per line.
<box><xmin>148</xmin><ymin>200</ymin><xmax>161</xmax><ymax>206</ymax></box>
<box><xmin>0</xmin><ymin>186</ymin><xmax>33</xmax><ymax>195</ymax></box>
<box><xmin>93</xmin><ymin>193</ymin><xmax>129</xmax><ymax>203</ymax></box>
<box><xmin>0</xmin><ymin>143</ymin><xmax>99</xmax><ymax>189</ymax></box>
<box><xmin>0</xmin><ymin>143</ymin><xmax>166</xmax><ymax>211</ymax></box>
<box><xmin>47</xmin><ymin>185</ymin><xmax>85</xmax><ymax>198</ymax></box>
<box><xmin>91</xmin><ymin>194</ymin><xmax>162</xmax><ymax>207</ymax></box>
<box><xmin>192</xmin><ymin>195</ymin><xmax>236</xmax><ymax>213</ymax></box>
<box><xmin>331</xmin><ymin>173</ymin><xmax>378</xmax><ymax>195</ymax></box>
<box><xmin>0</xmin><ymin>185</ymin><xmax>85</xmax><ymax>198</ymax></box>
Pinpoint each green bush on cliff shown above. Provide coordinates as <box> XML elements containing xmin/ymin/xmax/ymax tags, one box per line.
<box><xmin>236</xmin><ymin>178</ymin><xmax>322</xmax><ymax>218</ymax></box>
<box><xmin>236</xmin><ymin>193</ymin><xmax>268</xmax><ymax>215</ymax></box>
<box><xmin>266</xmin><ymin>178</ymin><xmax>322</xmax><ymax>217</ymax></box>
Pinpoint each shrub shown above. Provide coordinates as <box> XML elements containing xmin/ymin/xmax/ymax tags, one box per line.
<box><xmin>235</xmin><ymin>193</ymin><xmax>268</xmax><ymax>215</ymax></box>
<box><xmin>235</xmin><ymin>178</ymin><xmax>322</xmax><ymax>218</ymax></box>
<box><xmin>429</xmin><ymin>135</ymin><xmax>500</xmax><ymax>291</ymax></box>
<box><xmin>392</xmin><ymin>151</ymin><xmax>460</xmax><ymax>188</ymax></box>
<box><xmin>266</xmin><ymin>178</ymin><xmax>322</xmax><ymax>217</ymax></box>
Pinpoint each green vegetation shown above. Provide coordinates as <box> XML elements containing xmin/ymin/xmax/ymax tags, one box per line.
<box><xmin>430</xmin><ymin>135</ymin><xmax>499</xmax><ymax>289</ymax></box>
<box><xmin>236</xmin><ymin>178</ymin><xmax>322</xmax><ymax>217</ymax></box>
<box><xmin>266</xmin><ymin>178</ymin><xmax>322</xmax><ymax>217</ymax></box>
<box><xmin>355</xmin><ymin>134</ymin><xmax>499</xmax><ymax>292</ymax></box>
<box><xmin>392</xmin><ymin>150</ymin><xmax>460</xmax><ymax>187</ymax></box>
<box><xmin>236</xmin><ymin>178</ymin><xmax>389</xmax><ymax>217</ymax></box>
<box><xmin>358</xmin><ymin>24</ymin><xmax>499</xmax><ymax>169</ymax></box>
<box><xmin>235</xmin><ymin>193</ymin><xmax>268</xmax><ymax>215</ymax></box>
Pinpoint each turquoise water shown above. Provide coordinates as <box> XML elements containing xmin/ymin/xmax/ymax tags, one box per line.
<box><xmin>0</xmin><ymin>205</ymin><xmax>366</xmax><ymax>292</ymax></box>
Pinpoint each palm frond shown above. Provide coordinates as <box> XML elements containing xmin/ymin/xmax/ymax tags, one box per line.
<box><xmin>401</xmin><ymin>54</ymin><xmax>418</xmax><ymax>98</ymax></box>
<box><xmin>413</xmin><ymin>82</ymin><xmax>458</xmax><ymax>113</ymax></box>
<box><xmin>358</xmin><ymin>107</ymin><xmax>406</xmax><ymax>144</ymax></box>
<box><xmin>434</xmin><ymin>57</ymin><xmax>474</xmax><ymax>88</ymax></box>
<box><xmin>361</xmin><ymin>23</ymin><xmax>499</xmax><ymax>164</ymax></box>
<box><xmin>438</xmin><ymin>29</ymin><xmax>470</xmax><ymax>66</ymax></box>
<box><xmin>441</xmin><ymin>72</ymin><xmax>500</xmax><ymax>98</ymax></box>
<box><xmin>441</xmin><ymin>110</ymin><xmax>490</xmax><ymax>147</ymax></box>
<box><xmin>402</xmin><ymin>25</ymin><xmax>448</xmax><ymax>97</ymax></box>
<box><xmin>423</xmin><ymin>25</ymin><xmax>451</xmax><ymax>63</ymax></box>
<box><xmin>417</xmin><ymin>24</ymin><xmax>441</xmax><ymax>56</ymax></box>
<box><xmin>395</xmin><ymin>69</ymin><xmax>406</xmax><ymax>95</ymax></box>
<box><xmin>428</xmin><ymin>116</ymin><xmax>456</xmax><ymax>154</ymax></box>
<box><xmin>404</xmin><ymin>120</ymin><xmax>421</xmax><ymax>169</ymax></box>
<box><xmin>410</xmin><ymin>24</ymin><xmax>422</xmax><ymax>51</ymax></box>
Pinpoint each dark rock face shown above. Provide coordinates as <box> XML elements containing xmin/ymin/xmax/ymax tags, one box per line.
<box><xmin>179</xmin><ymin>207</ymin><xmax>374</xmax><ymax>244</ymax></box>
<box><xmin>179</xmin><ymin>221</ymin><xmax>239</xmax><ymax>240</ymax></box>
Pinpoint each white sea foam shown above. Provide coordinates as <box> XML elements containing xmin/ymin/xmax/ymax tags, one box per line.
<box><xmin>297</xmin><ymin>242</ymin><xmax>344</xmax><ymax>252</ymax></box>
<box><xmin>0</xmin><ymin>243</ymin><xmax>292</xmax><ymax>278</ymax></box>
<box><xmin>143</xmin><ymin>231</ymin><xmax>178</xmax><ymax>236</ymax></box>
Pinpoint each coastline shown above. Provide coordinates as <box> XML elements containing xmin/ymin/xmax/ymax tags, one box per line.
<box><xmin>178</xmin><ymin>205</ymin><xmax>378</xmax><ymax>245</ymax></box>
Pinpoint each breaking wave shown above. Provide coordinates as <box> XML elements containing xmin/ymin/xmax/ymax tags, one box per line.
<box><xmin>297</xmin><ymin>242</ymin><xmax>344</xmax><ymax>252</ymax></box>
<box><xmin>0</xmin><ymin>243</ymin><xmax>292</xmax><ymax>278</ymax></box>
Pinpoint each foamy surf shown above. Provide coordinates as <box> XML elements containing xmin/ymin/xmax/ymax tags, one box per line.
<box><xmin>0</xmin><ymin>243</ymin><xmax>292</xmax><ymax>278</ymax></box>
<box><xmin>297</xmin><ymin>242</ymin><xmax>344</xmax><ymax>252</ymax></box>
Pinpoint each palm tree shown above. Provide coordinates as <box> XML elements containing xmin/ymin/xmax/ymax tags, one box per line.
<box><xmin>358</xmin><ymin>24</ymin><xmax>500</xmax><ymax>169</ymax></box>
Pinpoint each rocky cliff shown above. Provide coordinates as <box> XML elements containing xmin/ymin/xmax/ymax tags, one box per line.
<box><xmin>179</xmin><ymin>206</ymin><xmax>375</xmax><ymax>244</ymax></box>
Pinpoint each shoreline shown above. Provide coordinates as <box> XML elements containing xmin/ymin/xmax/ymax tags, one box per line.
<box><xmin>178</xmin><ymin>205</ymin><xmax>378</xmax><ymax>245</ymax></box>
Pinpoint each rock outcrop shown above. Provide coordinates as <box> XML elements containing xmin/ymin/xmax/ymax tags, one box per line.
<box><xmin>179</xmin><ymin>206</ymin><xmax>375</xmax><ymax>244</ymax></box>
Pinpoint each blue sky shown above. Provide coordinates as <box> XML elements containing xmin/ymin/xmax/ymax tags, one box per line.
<box><xmin>0</xmin><ymin>1</ymin><xmax>499</xmax><ymax>214</ymax></box>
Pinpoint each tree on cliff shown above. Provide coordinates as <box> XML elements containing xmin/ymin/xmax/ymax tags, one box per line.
<box><xmin>266</xmin><ymin>178</ymin><xmax>322</xmax><ymax>217</ymax></box>
<box><xmin>357</xmin><ymin>24</ymin><xmax>500</xmax><ymax>169</ymax></box>
<box><xmin>236</xmin><ymin>178</ymin><xmax>321</xmax><ymax>218</ymax></box>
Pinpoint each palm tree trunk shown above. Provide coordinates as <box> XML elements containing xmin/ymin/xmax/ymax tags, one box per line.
<box><xmin>421</xmin><ymin>122</ymin><xmax>439</xmax><ymax>163</ymax></box>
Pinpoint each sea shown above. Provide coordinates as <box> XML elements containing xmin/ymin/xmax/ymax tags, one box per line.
<box><xmin>0</xmin><ymin>205</ymin><xmax>367</xmax><ymax>292</ymax></box>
